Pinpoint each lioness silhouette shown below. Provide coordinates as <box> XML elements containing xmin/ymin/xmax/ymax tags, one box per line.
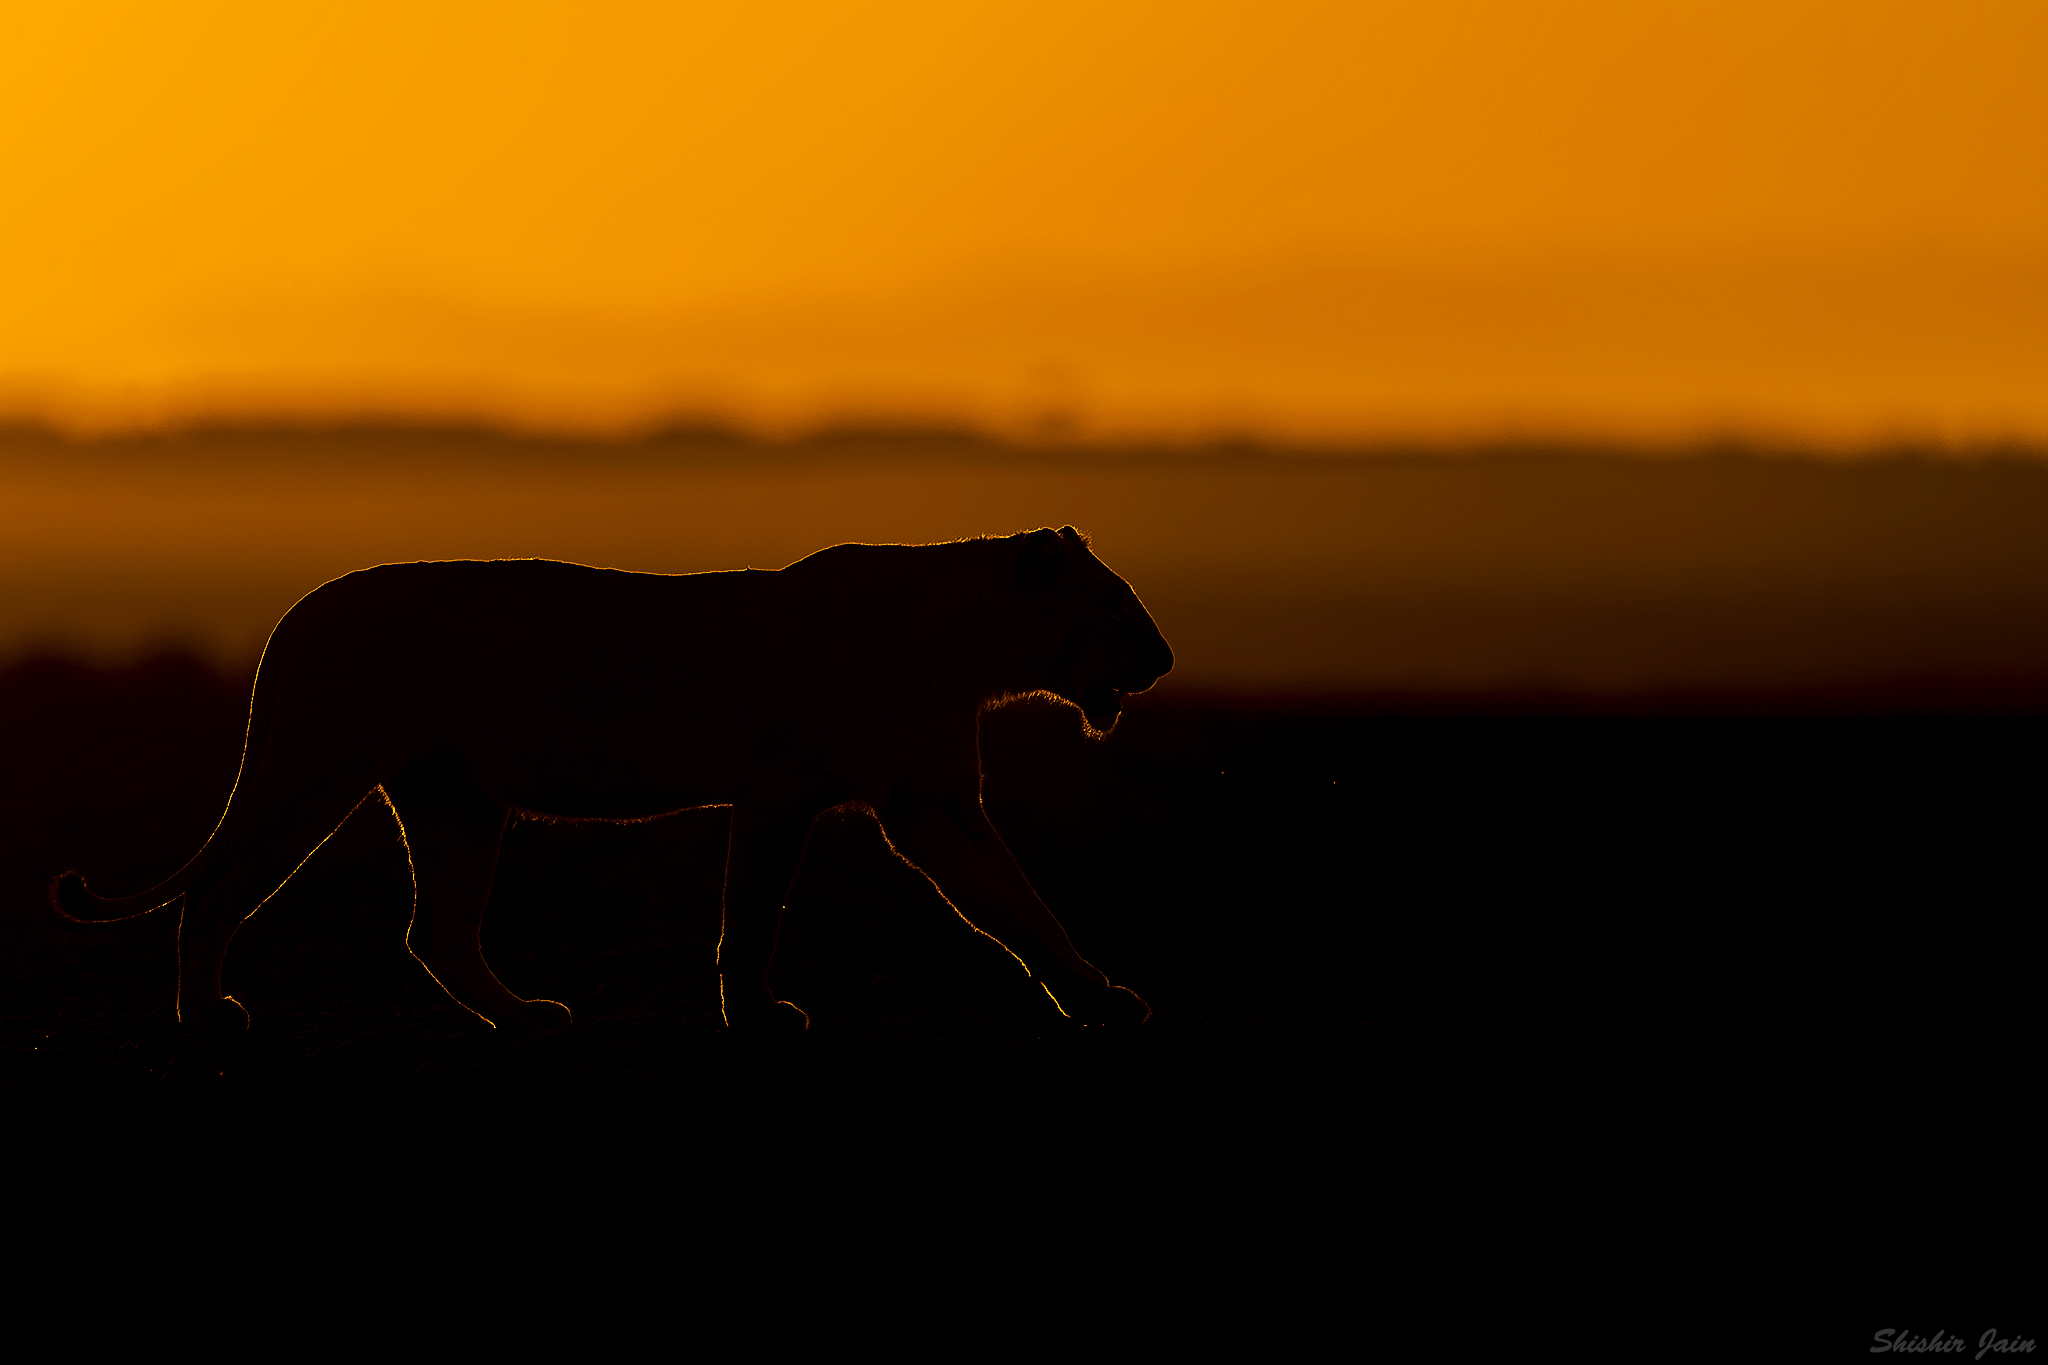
<box><xmin>52</xmin><ymin>528</ymin><xmax>1172</xmax><ymax>1037</ymax></box>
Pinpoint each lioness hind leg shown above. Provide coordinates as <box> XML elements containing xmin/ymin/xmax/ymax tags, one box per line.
<box><xmin>176</xmin><ymin>784</ymin><xmax>373</xmax><ymax>1029</ymax></box>
<box><xmin>717</xmin><ymin>799</ymin><xmax>816</xmax><ymax>1037</ymax></box>
<box><xmin>383</xmin><ymin>768</ymin><xmax>571</xmax><ymax>1035</ymax></box>
<box><xmin>177</xmin><ymin>875</ymin><xmax>250</xmax><ymax>1031</ymax></box>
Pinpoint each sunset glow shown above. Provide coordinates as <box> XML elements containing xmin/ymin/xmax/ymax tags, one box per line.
<box><xmin>4</xmin><ymin>0</ymin><xmax>2044</xmax><ymax>443</ymax></box>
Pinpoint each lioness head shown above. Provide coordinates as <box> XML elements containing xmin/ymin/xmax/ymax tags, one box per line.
<box><xmin>1015</xmin><ymin>526</ymin><xmax>1174</xmax><ymax>736</ymax></box>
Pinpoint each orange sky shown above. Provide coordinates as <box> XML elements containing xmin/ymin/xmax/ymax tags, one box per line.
<box><xmin>3</xmin><ymin>1</ymin><xmax>2044</xmax><ymax>444</ymax></box>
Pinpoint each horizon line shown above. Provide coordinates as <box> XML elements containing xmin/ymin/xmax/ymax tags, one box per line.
<box><xmin>3</xmin><ymin>413</ymin><xmax>2044</xmax><ymax>465</ymax></box>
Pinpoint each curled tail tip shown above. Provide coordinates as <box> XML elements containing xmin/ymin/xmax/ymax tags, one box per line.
<box><xmin>49</xmin><ymin>871</ymin><xmax>92</xmax><ymax>922</ymax></box>
<box><xmin>50</xmin><ymin>870</ymin><xmax>145</xmax><ymax>923</ymax></box>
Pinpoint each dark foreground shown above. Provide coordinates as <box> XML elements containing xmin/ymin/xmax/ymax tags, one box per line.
<box><xmin>2</xmin><ymin>656</ymin><xmax>2039</xmax><ymax>1226</ymax></box>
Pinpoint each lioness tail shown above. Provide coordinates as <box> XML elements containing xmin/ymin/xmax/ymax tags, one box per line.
<box><xmin>50</xmin><ymin>621</ymin><xmax>286</xmax><ymax>925</ymax></box>
<box><xmin>49</xmin><ymin>846</ymin><xmax>224</xmax><ymax>923</ymax></box>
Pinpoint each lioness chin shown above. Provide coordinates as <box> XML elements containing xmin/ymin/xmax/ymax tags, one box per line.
<box><xmin>51</xmin><ymin>527</ymin><xmax>1172</xmax><ymax>1037</ymax></box>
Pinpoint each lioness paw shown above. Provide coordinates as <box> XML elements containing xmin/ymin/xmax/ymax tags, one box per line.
<box><xmin>181</xmin><ymin>995</ymin><xmax>251</xmax><ymax>1032</ymax></box>
<box><xmin>723</xmin><ymin>999</ymin><xmax>811</xmax><ymax>1039</ymax></box>
<box><xmin>501</xmin><ymin>998</ymin><xmax>574</xmax><ymax>1037</ymax></box>
<box><xmin>1042</xmin><ymin>979</ymin><xmax>1152</xmax><ymax>1026</ymax></box>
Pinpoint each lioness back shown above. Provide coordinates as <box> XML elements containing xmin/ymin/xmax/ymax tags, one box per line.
<box><xmin>264</xmin><ymin>559</ymin><xmax>783</xmax><ymax>818</ymax></box>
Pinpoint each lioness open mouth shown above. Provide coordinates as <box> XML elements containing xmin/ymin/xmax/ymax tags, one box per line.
<box><xmin>1079</xmin><ymin>684</ymin><xmax>1124</xmax><ymax>729</ymax></box>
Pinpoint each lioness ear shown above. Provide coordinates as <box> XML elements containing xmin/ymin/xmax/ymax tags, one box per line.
<box><xmin>1017</xmin><ymin>527</ymin><xmax>1071</xmax><ymax>590</ymax></box>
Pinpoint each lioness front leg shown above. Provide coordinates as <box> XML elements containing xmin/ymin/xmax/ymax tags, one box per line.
<box><xmin>883</xmin><ymin>797</ymin><xmax>1150</xmax><ymax>1025</ymax></box>
<box><xmin>718</xmin><ymin>798</ymin><xmax>817</xmax><ymax>1038</ymax></box>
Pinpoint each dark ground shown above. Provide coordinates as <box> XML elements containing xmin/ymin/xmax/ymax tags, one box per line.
<box><xmin>2</xmin><ymin>655</ymin><xmax>2039</xmax><ymax>1238</ymax></box>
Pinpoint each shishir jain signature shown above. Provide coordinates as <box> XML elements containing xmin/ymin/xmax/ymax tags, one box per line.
<box><xmin>1871</xmin><ymin>1330</ymin><xmax>2037</xmax><ymax>1357</ymax></box>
